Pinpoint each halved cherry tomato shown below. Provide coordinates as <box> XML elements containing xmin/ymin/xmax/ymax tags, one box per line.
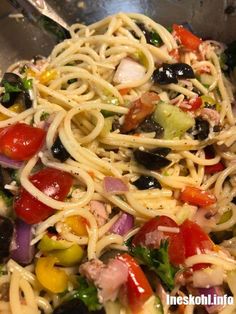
<box><xmin>180</xmin><ymin>186</ymin><xmax>216</xmax><ymax>207</ymax></box>
<box><xmin>121</xmin><ymin>92</ymin><xmax>159</xmax><ymax>133</ymax></box>
<box><xmin>173</xmin><ymin>24</ymin><xmax>202</xmax><ymax>51</ymax></box>
<box><xmin>14</xmin><ymin>168</ymin><xmax>73</xmax><ymax>224</ymax></box>
<box><xmin>117</xmin><ymin>253</ymin><xmax>153</xmax><ymax>313</ymax></box>
<box><xmin>0</xmin><ymin>123</ymin><xmax>45</xmax><ymax>161</ymax></box>
<box><xmin>204</xmin><ymin>146</ymin><xmax>225</xmax><ymax>174</ymax></box>
<box><xmin>180</xmin><ymin>219</ymin><xmax>214</xmax><ymax>270</ymax></box>
<box><xmin>180</xmin><ymin>97</ymin><xmax>202</xmax><ymax>111</ymax></box>
<box><xmin>132</xmin><ymin>216</ymin><xmax>185</xmax><ymax>265</ymax></box>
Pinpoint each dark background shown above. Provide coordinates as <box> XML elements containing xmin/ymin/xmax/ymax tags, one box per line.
<box><xmin>0</xmin><ymin>0</ymin><xmax>235</xmax><ymax>70</ymax></box>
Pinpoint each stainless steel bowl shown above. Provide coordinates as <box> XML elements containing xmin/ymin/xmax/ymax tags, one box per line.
<box><xmin>0</xmin><ymin>0</ymin><xmax>235</xmax><ymax>70</ymax></box>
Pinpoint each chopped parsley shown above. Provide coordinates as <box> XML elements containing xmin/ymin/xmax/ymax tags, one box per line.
<box><xmin>130</xmin><ymin>241</ymin><xmax>178</xmax><ymax>290</ymax></box>
<box><xmin>40</xmin><ymin>112</ymin><xmax>50</xmax><ymax>121</ymax></box>
<box><xmin>71</xmin><ymin>276</ymin><xmax>102</xmax><ymax>311</ymax></box>
<box><xmin>22</xmin><ymin>77</ymin><xmax>33</xmax><ymax>90</ymax></box>
<box><xmin>0</xmin><ymin>190</ymin><xmax>13</xmax><ymax>208</ymax></box>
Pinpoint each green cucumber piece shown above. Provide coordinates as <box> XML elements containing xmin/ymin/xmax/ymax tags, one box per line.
<box><xmin>153</xmin><ymin>102</ymin><xmax>195</xmax><ymax>139</ymax></box>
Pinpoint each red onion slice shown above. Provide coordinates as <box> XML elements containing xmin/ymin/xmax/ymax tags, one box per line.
<box><xmin>103</xmin><ymin>177</ymin><xmax>129</xmax><ymax>194</ymax></box>
<box><xmin>10</xmin><ymin>219</ymin><xmax>34</xmax><ymax>265</ymax></box>
<box><xmin>198</xmin><ymin>287</ymin><xmax>224</xmax><ymax>313</ymax></box>
<box><xmin>0</xmin><ymin>153</ymin><xmax>24</xmax><ymax>169</ymax></box>
<box><xmin>110</xmin><ymin>212</ymin><xmax>134</xmax><ymax>235</ymax></box>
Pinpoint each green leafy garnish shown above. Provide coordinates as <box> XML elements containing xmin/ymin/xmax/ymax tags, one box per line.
<box><xmin>150</xmin><ymin>31</ymin><xmax>163</xmax><ymax>47</ymax></box>
<box><xmin>0</xmin><ymin>190</ymin><xmax>13</xmax><ymax>208</ymax></box>
<box><xmin>0</xmin><ymin>265</ymin><xmax>7</xmax><ymax>276</ymax></box>
<box><xmin>3</xmin><ymin>82</ymin><xmax>22</xmax><ymax>93</ymax></box>
<box><xmin>22</xmin><ymin>78</ymin><xmax>33</xmax><ymax>90</ymax></box>
<box><xmin>67</xmin><ymin>78</ymin><xmax>77</xmax><ymax>84</ymax></box>
<box><xmin>40</xmin><ymin>112</ymin><xmax>50</xmax><ymax>121</ymax></box>
<box><xmin>71</xmin><ymin>276</ymin><xmax>102</xmax><ymax>311</ymax></box>
<box><xmin>130</xmin><ymin>241</ymin><xmax>178</xmax><ymax>290</ymax></box>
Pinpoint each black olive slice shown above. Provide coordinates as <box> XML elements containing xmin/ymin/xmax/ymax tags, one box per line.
<box><xmin>51</xmin><ymin>136</ymin><xmax>71</xmax><ymax>162</ymax></box>
<box><xmin>133</xmin><ymin>175</ymin><xmax>162</xmax><ymax>190</ymax></box>
<box><xmin>133</xmin><ymin>149</ymin><xmax>171</xmax><ymax>170</ymax></box>
<box><xmin>153</xmin><ymin>63</ymin><xmax>195</xmax><ymax>85</ymax></box>
<box><xmin>0</xmin><ymin>216</ymin><xmax>14</xmax><ymax>264</ymax></box>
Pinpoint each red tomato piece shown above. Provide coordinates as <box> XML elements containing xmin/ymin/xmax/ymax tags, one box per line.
<box><xmin>180</xmin><ymin>186</ymin><xmax>216</xmax><ymax>207</ymax></box>
<box><xmin>0</xmin><ymin>123</ymin><xmax>45</xmax><ymax>161</ymax></box>
<box><xmin>173</xmin><ymin>24</ymin><xmax>202</xmax><ymax>51</ymax></box>
<box><xmin>132</xmin><ymin>216</ymin><xmax>185</xmax><ymax>265</ymax></box>
<box><xmin>180</xmin><ymin>97</ymin><xmax>202</xmax><ymax>111</ymax></box>
<box><xmin>180</xmin><ymin>219</ymin><xmax>214</xmax><ymax>270</ymax></box>
<box><xmin>169</xmin><ymin>48</ymin><xmax>180</xmax><ymax>61</ymax></box>
<box><xmin>14</xmin><ymin>168</ymin><xmax>73</xmax><ymax>224</ymax></box>
<box><xmin>119</xmin><ymin>87</ymin><xmax>131</xmax><ymax>96</ymax></box>
<box><xmin>117</xmin><ymin>253</ymin><xmax>153</xmax><ymax>313</ymax></box>
<box><xmin>121</xmin><ymin>92</ymin><xmax>158</xmax><ymax>133</ymax></box>
<box><xmin>205</xmin><ymin>162</ymin><xmax>225</xmax><ymax>174</ymax></box>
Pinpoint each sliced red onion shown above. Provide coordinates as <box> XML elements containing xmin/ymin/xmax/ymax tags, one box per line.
<box><xmin>110</xmin><ymin>212</ymin><xmax>134</xmax><ymax>235</ymax></box>
<box><xmin>198</xmin><ymin>287</ymin><xmax>224</xmax><ymax>313</ymax></box>
<box><xmin>103</xmin><ymin>177</ymin><xmax>129</xmax><ymax>194</ymax></box>
<box><xmin>10</xmin><ymin>219</ymin><xmax>34</xmax><ymax>265</ymax></box>
<box><xmin>0</xmin><ymin>153</ymin><xmax>24</xmax><ymax>169</ymax></box>
<box><xmin>113</xmin><ymin>57</ymin><xmax>146</xmax><ymax>84</ymax></box>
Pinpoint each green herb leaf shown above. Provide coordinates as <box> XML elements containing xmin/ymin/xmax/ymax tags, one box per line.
<box><xmin>22</xmin><ymin>78</ymin><xmax>33</xmax><ymax>90</ymax></box>
<box><xmin>150</xmin><ymin>31</ymin><xmax>163</xmax><ymax>47</ymax></box>
<box><xmin>0</xmin><ymin>190</ymin><xmax>13</xmax><ymax>208</ymax></box>
<box><xmin>67</xmin><ymin>78</ymin><xmax>77</xmax><ymax>84</ymax></box>
<box><xmin>40</xmin><ymin>112</ymin><xmax>50</xmax><ymax>121</ymax></box>
<box><xmin>3</xmin><ymin>82</ymin><xmax>22</xmax><ymax>93</ymax></box>
<box><xmin>2</xmin><ymin>93</ymin><xmax>10</xmax><ymax>103</ymax></box>
<box><xmin>71</xmin><ymin>276</ymin><xmax>102</xmax><ymax>311</ymax></box>
<box><xmin>131</xmin><ymin>241</ymin><xmax>178</xmax><ymax>290</ymax></box>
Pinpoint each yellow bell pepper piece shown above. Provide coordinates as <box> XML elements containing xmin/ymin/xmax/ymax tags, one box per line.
<box><xmin>65</xmin><ymin>216</ymin><xmax>88</xmax><ymax>236</ymax></box>
<box><xmin>48</xmin><ymin>244</ymin><xmax>84</xmax><ymax>267</ymax></box>
<box><xmin>35</xmin><ymin>257</ymin><xmax>68</xmax><ymax>293</ymax></box>
<box><xmin>38</xmin><ymin>234</ymin><xmax>72</xmax><ymax>252</ymax></box>
<box><xmin>39</xmin><ymin>69</ymin><xmax>57</xmax><ymax>84</ymax></box>
<box><xmin>0</xmin><ymin>103</ymin><xmax>25</xmax><ymax>121</ymax></box>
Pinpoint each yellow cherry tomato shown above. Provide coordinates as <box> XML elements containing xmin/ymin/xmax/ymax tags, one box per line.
<box><xmin>0</xmin><ymin>103</ymin><xmax>25</xmax><ymax>121</ymax></box>
<box><xmin>65</xmin><ymin>216</ymin><xmax>88</xmax><ymax>236</ymax></box>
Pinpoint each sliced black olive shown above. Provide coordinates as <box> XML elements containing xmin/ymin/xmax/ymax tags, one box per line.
<box><xmin>0</xmin><ymin>73</ymin><xmax>32</xmax><ymax>109</ymax></box>
<box><xmin>151</xmin><ymin>147</ymin><xmax>172</xmax><ymax>157</ymax></box>
<box><xmin>133</xmin><ymin>175</ymin><xmax>162</xmax><ymax>190</ymax></box>
<box><xmin>194</xmin><ymin>117</ymin><xmax>210</xmax><ymax>140</ymax></box>
<box><xmin>0</xmin><ymin>216</ymin><xmax>14</xmax><ymax>264</ymax></box>
<box><xmin>210</xmin><ymin>230</ymin><xmax>233</xmax><ymax>244</ymax></box>
<box><xmin>51</xmin><ymin>136</ymin><xmax>71</xmax><ymax>162</ymax></box>
<box><xmin>171</xmin><ymin>63</ymin><xmax>195</xmax><ymax>79</ymax></box>
<box><xmin>53</xmin><ymin>299</ymin><xmax>105</xmax><ymax>314</ymax></box>
<box><xmin>153</xmin><ymin>65</ymin><xmax>178</xmax><ymax>85</ymax></box>
<box><xmin>0</xmin><ymin>73</ymin><xmax>23</xmax><ymax>107</ymax></box>
<box><xmin>137</xmin><ymin>118</ymin><xmax>164</xmax><ymax>138</ymax></box>
<box><xmin>153</xmin><ymin>63</ymin><xmax>195</xmax><ymax>85</ymax></box>
<box><xmin>133</xmin><ymin>149</ymin><xmax>171</xmax><ymax>170</ymax></box>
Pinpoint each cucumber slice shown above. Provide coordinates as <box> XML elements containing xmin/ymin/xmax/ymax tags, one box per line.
<box><xmin>153</xmin><ymin>102</ymin><xmax>195</xmax><ymax>139</ymax></box>
<box><xmin>142</xmin><ymin>295</ymin><xmax>163</xmax><ymax>314</ymax></box>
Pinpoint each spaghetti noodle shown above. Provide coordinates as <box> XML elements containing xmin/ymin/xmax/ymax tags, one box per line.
<box><xmin>0</xmin><ymin>12</ymin><xmax>236</xmax><ymax>314</ymax></box>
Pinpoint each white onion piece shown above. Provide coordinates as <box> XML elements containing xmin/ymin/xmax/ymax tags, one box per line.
<box><xmin>192</xmin><ymin>266</ymin><xmax>224</xmax><ymax>288</ymax></box>
<box><xmin>113</xmin><ymin>57</ymin><xmax>146</xmax><ymax>84</ymax></box>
